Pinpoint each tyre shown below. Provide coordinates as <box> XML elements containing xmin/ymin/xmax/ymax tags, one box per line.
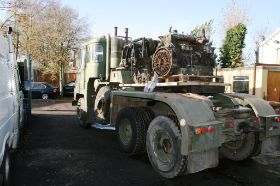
<box><xmin>116</xmin><ymin>107</ymin><xmax>152</xmax><ymax>155</ymax></box>
<box><xmin>77</xmin><ymin>99</ymin><xmax>91</xmax><ymax>129</ymax></box>
<box><xmin>0</xmin><ymin>146</ymin><xmax>11</xmax><ymax>186</ymax></box>
<box><xmin>146</xmin><ymin>116</ymin><xmax>187</xmax><ymax>178</ymax></box>
<box><xmin>94</xmin><ymin>86</ymin><xmax>111</xmax><ymax>123</ymax></box>
<box><xmin>78</xmin><ymin>109</ymin><xmax>91</xmax><ymax>129</ymax></box>
<box><xmin>41</xmin><ymin>93</ymin><xmax>49</xmax><ymax>99</ymax></box>
<box><xmin>220</xmin><ymin>132</ymin><xmax>259</xmax><ymax>161</ymax></box>
<box><xmin>250</xmin><ymin>133</ymin><xmax>262</xmax><ymax>157</ymax></box>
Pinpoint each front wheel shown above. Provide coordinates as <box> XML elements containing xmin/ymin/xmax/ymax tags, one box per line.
<box><xmin>0</xmin><ymin>146</ymin><xmax>11</xmax><ymax>186</ymax></box>
<box><xmin>77</xmin><ymin>98</ymin><xmax>91</xmax><ymax>129</ymax></box>
<box><xmin>146</xmin><ymin>116</ymin><xmax>187</xmax><ymax>178</ymax></box>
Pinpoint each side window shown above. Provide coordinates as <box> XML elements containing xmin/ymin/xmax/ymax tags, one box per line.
<box><xmin>40</xmin><ymin>84</ymin><xmax>47</xmax><ymax>89</ymax></box>
<box><xmin>233</xmin><ymin>76</ymin><xmax>249</xmax><ymax>93</ymax></box>
<box><xmin>93</xmin><ymin>44</ymin><xmax>104</xmax><ymax>63</ymax></box>
<box><xmin>32</xmin><ymin>83</ymin><xmax>40</xmax><ymax>89</ymax></box>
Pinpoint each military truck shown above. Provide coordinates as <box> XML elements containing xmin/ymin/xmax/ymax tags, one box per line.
<box><xmin>73</xmin><ymin>27</ymin><xmax>280</xmax><ymax>178</ymax></box>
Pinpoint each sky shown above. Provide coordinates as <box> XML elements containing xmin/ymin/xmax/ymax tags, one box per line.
<box><xmin>1</xmin><ymin>0</ymin><xmax>279</xmax><ymax>63</ymax></box>
<box><xmin>59</xmin><ymin>0</ymin><xmax>280</xmax><ymax>64</ymax></box>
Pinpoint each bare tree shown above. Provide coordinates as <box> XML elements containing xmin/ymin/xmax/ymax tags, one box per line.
<box><xmin>252</xmin><ymin>24</ymin><xmax>271</xmax><ymax>45</ymax></box>
<box><xmin>4</xmin><ymin>0</ymin><xmax>89</xmax><ymax>93</ymax></box>
<box><xmin>222</xmin><ymin>0</ymin><xmax>248</xmax><ymax>31</ymax></box>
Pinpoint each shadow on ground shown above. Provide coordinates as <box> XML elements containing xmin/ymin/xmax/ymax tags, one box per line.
<box><xmin>11</xmin><ymin>100</ymin><xmax>280</xmax><ymax>186</ymax></box>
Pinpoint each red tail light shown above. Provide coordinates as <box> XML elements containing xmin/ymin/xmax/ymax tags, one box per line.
<box><xmin>275</xmin><ymin>117</ymin><xmax>280</xmax><ymax>122</ymax></box>
<box><xmin>201</xmin><ymin>127</ymin><xmax>207</xmax><ymax>134</ymax></box>
<box><xmin>208</xmin><ymin>126</ymin><xmax>214</xmax><ymax>133</ymax></box>
<box><xmin>53</xmin><ymin>88</ymin><xmax>57</xmax><ymax>93</ymax></box>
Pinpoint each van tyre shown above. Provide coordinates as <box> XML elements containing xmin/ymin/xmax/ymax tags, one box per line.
<box><xmin>220</xmin><ymin>132</ymin><xmax>257</xmax><ymax>161</ymax></box>
<box><xmin>116</xmin><ymin>107</ymin><xmax>152</xmax><ymax>155</ymax></box>
<box><xmin>146</xmin><ymin>116</ymin><xmax>187</xmax><ymax>178</ymax></box>
<box><xmin>0</xmin><ymin>146</ymin><xmax>11</xmax><ymax>186</ymax></box>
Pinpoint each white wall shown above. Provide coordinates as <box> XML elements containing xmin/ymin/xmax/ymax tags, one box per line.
<box><xmin>217</xmin><ymin>66</ymin><xmax>280</xmax><ymax>100</ymax></box>
<box><xmin>217</xmin><ymin>67</ymin><xmax>255</xmax><ymax>94</ymax></box>
<box><xmin>259</xmin><ymin>30</ymin><xmax>280</xmax><ymax>64</ymax></box>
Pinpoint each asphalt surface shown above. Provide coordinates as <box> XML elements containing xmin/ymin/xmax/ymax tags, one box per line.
<box><xmin>11</xmin><ymin>99</ymin><xmax>280</xmax><ymax>186</ymax></box>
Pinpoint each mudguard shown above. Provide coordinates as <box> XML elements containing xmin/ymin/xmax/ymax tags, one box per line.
<box><xmin>227</xmin><ymin>93</ymin><xmax>280</xmax><ymax>154</ymax></box>
<box><xmin>112</xmin><ymin>91</ymin><xmax>222</xmax><ymax>153</ymax></box>
<box><xmin>227</xmin><ymin>93</ymin><xmax>275</xmax><ymax>116</ymax></box>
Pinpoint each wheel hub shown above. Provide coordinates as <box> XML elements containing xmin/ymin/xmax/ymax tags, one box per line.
<box><xmin>119</xmin><ymin>119</ymin><xmax>132</xmax><ymax>146</ymax></box>
<box><xmin>154</xmin><ymin>130</ymin><xmax>174</xmax><ymax>163</ymax></box>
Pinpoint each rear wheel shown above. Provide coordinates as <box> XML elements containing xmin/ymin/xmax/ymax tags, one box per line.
<box><xmin>0</xmin><ymin>146</ymin><xmax>11</xmax><ymax>186</ymax></box>
<box><xmin>116</xmin><ymin>107</ymin><xmax>153</xmax><ymax>155</ymax></box>
<box><xmin>220</xmin><ymin>132</ymin><xmax>259</xmax><ymax>161</ymax></box>
<box><xmin>146</xmin><ymin>116</ymin><xmax>187</xmax><ymax>178</ymax></box>
<box><xmin>41</xmin><ymin>93</ymin><xmax>49</xmax><ymax>100</ymax></box>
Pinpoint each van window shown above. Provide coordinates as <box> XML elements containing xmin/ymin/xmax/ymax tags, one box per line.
<box><xmin>93</xmin><ymin>44</ymin><xmax>103</xmax><ymax>63</ymax></box>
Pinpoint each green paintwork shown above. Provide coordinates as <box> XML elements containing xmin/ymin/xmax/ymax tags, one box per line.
<box><xmin>82</xmin><ymin>36</ymin><xmax>106</xmax><ymax>79</ymax></box>
<box><xmin>110</xmin><ymin>70</ymin><xmax>134</xmax><ymax>84</ymax></box>
<box><xmin>111</xmin><ymin>37</ymin><xmax>125</xmax><ymax>68</ymax></box>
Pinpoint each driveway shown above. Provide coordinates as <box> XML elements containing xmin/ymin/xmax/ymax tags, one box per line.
<box><xmin>11</xmin><ymin>99</ymin><xmax>280</xmax><ymax>186</ymax></box>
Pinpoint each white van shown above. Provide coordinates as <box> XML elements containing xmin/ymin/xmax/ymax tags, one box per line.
<box><xmin>0</xmin><ymin>28</ymin><xmax>23</xmax><ymax>185</ymax></box>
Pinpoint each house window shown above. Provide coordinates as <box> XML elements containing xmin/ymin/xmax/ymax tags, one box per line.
<box><xmin>233</xmin><ymin>76</ymin><xmax>249</xmax><ymax>93</ymax></box>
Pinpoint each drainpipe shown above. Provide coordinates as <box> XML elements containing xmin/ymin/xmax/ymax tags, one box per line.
<box><xmin>253</xmin><ymin>64</ymin><xmax>256</xmax><ymax>95</ymax></box>
<box><xmin>105</xmin><ymin>33</ymin><xmax>111</xmax><ymax>81</ymax></box>
<box><xmin>253</xmin><ymin>43</ymin><xmax>259</xmax><ymax>95</ymax></box>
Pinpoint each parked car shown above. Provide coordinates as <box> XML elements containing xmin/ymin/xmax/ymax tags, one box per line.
<box><xmin>0</xmin><ymin>28</ymin><xmax>23</xmax><ymax>185</ymax></box>
<box><xmin>63</xmin><ymin>81</ymin><xmax>75</xmax><ymax>96</ymax></box>
<box><xmin>24</xmin><ymin>82</ymin><xmax>59</xmax><ymax>99</ymax></box>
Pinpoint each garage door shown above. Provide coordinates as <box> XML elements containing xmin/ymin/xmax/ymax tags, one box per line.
<box><xmin>267</xmin><ymin>71</ymin><xmax>280</xmax><ymax>101</ymax></box>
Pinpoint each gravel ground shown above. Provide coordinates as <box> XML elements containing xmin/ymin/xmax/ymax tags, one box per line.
<box><xmin>11</xmin><ymin>99</ymin><xmax>280</xmax><ymax>186</ymax></box>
